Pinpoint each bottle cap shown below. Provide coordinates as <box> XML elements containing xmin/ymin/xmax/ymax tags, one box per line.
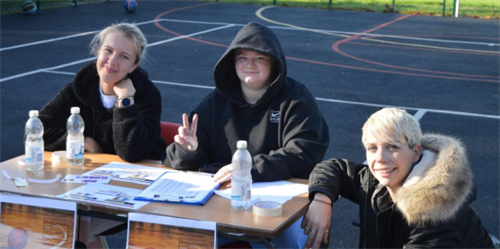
<box><xmin>252</xmin><ymin>201</ymin><xmax>282</xmax><ymax>217</ymax></box>
<box><xmin>29</xmin><ymin>110</ymin><xmax>39</xmax><ymax>117</ymax></box>
<box><xmin>71</xmin><ymin>107</ymin><xmax>80</xmax><ymax>114</ymax></box>
<box><xmin>52</xmin><ymin>151</ymin><xmax>67</xmax><ymax>164</ymax></box>
<box><xmin>237</xmin><ymin>140</ymin><xmax>247</xmax><ymax>149</ymax></box>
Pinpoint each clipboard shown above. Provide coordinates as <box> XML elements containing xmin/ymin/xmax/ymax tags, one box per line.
<box><xmin>134</xmin><ymin>171</ymin><xmax>220</xmax><ymax>206</ymax></box>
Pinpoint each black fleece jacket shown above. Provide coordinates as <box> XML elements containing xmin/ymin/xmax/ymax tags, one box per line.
<box><xmin>308</xmin><ymin>134</ymin><xmax>493</xmax><ymax>248</ymax></box>
<box><xmin>166</xmin><ymin>22</ymin><xmax>330</xmax><ymax>182</ymax></box>
<box><xmin>39</xmin><ymin>62</ymin><xmax>166</xmax><ymax>162</ymax></box>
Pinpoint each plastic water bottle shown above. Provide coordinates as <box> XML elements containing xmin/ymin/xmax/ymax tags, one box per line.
<box><xmin>231</xmin><ymin>140</ymin><xmax>253</xmax><ymax>210</ymax></box>
<box><xmin>25</xmin><ymin>110</ymin><xmax>44</xmax><ymax>171</ymax></box>
<box><xmin>66</xmin><ymin>107</ymin><xmax>85</xmax><ymax>166</ymax></box>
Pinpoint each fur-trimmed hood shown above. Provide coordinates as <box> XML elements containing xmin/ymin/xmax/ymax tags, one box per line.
<box><xmin>394</xmin><ymin>134</ymin><xmax>473</xmax><ymax>226</ymax></box>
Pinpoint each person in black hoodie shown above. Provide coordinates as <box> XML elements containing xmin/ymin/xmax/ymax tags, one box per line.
<box><xmin>39</xmin><ymin>23</ymin><xmax>166</xmax><ymax>163</ymax></box>
<box><xmin>166</xmin><ymin>22</ymin><xmax>329</xmax><ymax>183</ymax></box>
<box><xmin>39</xmin><ymin>22</ymin><xmax>166</xmax><ymax>248</ymax></box>
<box><xmin>302</xmin><ymin>108</ymin><xmax>493</xmax><ymax>248</ymax></box>
<box><xmin>166</xmin><ymin>22</ymin><xmax>329</xmax><ymax>248</ymax></box>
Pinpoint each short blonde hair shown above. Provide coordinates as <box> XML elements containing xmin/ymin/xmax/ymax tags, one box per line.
<box><xmin>90</xmin><ymin>22</ymin><xmax>147</xmax><ymax>64</ymax></box>
<box><xmin>362</xmin><ymin>108</ymin><xmax>422</xmax><ymax>148</ymax></box>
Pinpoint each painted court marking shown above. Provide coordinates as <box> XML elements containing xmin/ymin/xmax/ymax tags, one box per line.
<box><xmin>41</xmin><ymin>69</ymin><xmax>500</xmax><ymax>120</ymax></box>
<box><xmin>0</xmin><ymin>24</ymin><xmax>234</xmax><ymax>83</ymax></box>
<box><xmin>2</xmin><ymin>11</ymin><xmax>498</xmax><ymax>120</ymax></box>
<box><xmin>1</xmin><ymin>18</ymin><xmax>497</xmax><ymax>52</ymax></box>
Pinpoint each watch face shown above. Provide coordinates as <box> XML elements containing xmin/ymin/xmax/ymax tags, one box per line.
<box><xmin>121</xmin><ymin>97</ymin><xmax>131</xmax><ymax>107</ymax></box>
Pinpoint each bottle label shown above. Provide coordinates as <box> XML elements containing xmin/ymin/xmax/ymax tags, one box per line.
<box><xmin>67</xmin><ymin>142</ymin><xmax>84</xmax><ymax>159</ymax></box>
<box><xmin>231</xmin><ymin>179</ymin><xmax>251</xmax><ymax>201</ymax></box>
<box><xmin>25</xmin><ymin>145</ymin><xmax>43</xmax><ymax>164</ymax></box>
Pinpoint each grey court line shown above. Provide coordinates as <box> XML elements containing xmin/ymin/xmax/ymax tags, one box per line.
<box><xmin>39</xmin><ymin>70</ymin><xmax>500</xmax><ymax>120</ymax></box>
<box><xmin>1</xmin><ymin>18</ymin><xmax>497</xmax><ymax>53</ymax></box>
<box><xmin>0</xmin><ymin>25</ymin><xmax>234</xmax><ymax>83</ymax></box>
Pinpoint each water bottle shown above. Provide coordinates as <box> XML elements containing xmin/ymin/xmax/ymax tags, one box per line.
<box><xmin>25</xmin><ymin>110</ymin><xmax>44</xmax><ymax>171</ymax></box>
<box><xmin>66</xmin><ymin>107</ymin><xmax>85</xmax><ymax>166</ymax></box>
<box><xmin>231</xmin><ymin>140</ymin><xmax>253</xmax><ymax>210</ymax></box>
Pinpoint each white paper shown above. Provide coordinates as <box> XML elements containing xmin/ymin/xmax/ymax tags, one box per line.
<box><xmin>214</xmin><ymin>180</ymin><xmax>308</xmax><ymax>205</ymax></box>
<box><xmin>56</xmin><ymin>183</ymin><xmax>149</xmax><ymax>210</ymax></box>
<box><xmin>0</xmin><ymin>193</ymin><xmax>76</xmax><ymax>211</ymax></box>
<box><xmin>135</xmin><ymin>171</ymin><xmax>219</xmax><ymax>204</ymax></box>
<box><xmin>2</xmin><ymin>170</ymin><xmax>28</xmax><ymax>187</ymax></box>
<box><xmin>82</xmin><ymin>161</ymin><xmax>172</xmax><ymax>185</ymax></box>
<box><xmin>61</xmin><ymin>174</ymin><xmax>111</xmax><ymax>184</ymax></box>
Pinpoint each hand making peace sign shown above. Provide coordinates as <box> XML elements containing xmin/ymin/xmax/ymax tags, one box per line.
<box><xmin>174</xmin><ymin>113</ymin><xmax>199</xmax><ymax>152</ymax></box>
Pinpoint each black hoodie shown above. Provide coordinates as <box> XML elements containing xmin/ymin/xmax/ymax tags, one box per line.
<box><xmin>39</xmin><ymin>62</ymin><xmax>166</xmax><ymax>162</ymax></box>
<box><xmin>166</xmin><ymin>22</ymin><xmax>329</xmax><ymax>182</ymax></box>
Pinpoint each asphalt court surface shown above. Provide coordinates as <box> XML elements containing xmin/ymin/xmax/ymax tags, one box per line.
<box><xmin>1</xmin><ymin>1</ymin><xmax>499</xmax><ymax>247</ymax></box>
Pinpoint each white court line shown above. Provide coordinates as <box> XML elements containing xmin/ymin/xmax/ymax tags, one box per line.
<box><xmin>0</xmin><ymin>58</ymin><xmax>96</xmax><ymax>83</ymax></box>
<box><xmin>0</xmin><ymin>25</ymin><xmax>234</xmax><ymax>84</ymax></box>
<box><xmin>413</xmin><ymin>109</ymin><xmax>428</xmax><ymax>121</ymax></box>
<box><xmin>1</xmin><ymin>18</ymin><xmax>496</xmax><ymax>53</ymax></box>
<box><xmin>153</xmin><ymin>80</ymin><xmax>215</xmax><ymax>90</ymax></box>
<box><xmin>42</xmin><ymin>70</ymin><xmax>500</xmax><ymax>120</ymax></box>
<box><xmin>0</xmin><ymin>20</ymin><xmax>164</xmax><ymax>52</ymax></box>
<box><xmin>0</xmin><ymin>31</ymin><xmax>98</xmax><ymax>52</ymax></box>
<box><xmin>116</xmin><ymin>18</ymin><xmax>500</xmax><ymax>47</ymax></box>
<box><xmin>43</xmin><ymin>70</ymin><xmax>77</xmax><ymax>76</ymax></box>
<box><xmin>316</xmin><ymin>97</ymin><xmax>500</xmax><ymax>119</ymax></box>
<box><xmin>147</xmin><ymin>24</ymin><xmax>234</xmax><ymax>47</ymax></box>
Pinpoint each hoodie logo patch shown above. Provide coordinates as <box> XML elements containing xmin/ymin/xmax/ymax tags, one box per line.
<box><xmin>270</xmin><ymin>110</ymin><xmax>280</xmax><ymax>123</ymax></box>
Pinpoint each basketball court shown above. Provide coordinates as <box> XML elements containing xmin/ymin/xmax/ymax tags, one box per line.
<box><xmin>1</xmin><ymin>1</ymin><xmax>498</xmax><ymax>247</ymax></box>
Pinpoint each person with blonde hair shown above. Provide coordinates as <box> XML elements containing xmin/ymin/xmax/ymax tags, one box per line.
<box><xmin>40</xmin><ymin>22</ymin><xmax>166</xmax><ymax>162</ymax></box>
<box><xmin>302</xmin><ymin>107</ymin><xmax>493</xmax><ymax>248</ymax></box>
<box><xmin>39</xmin><ymin>22</ymin><xmax>166</xmax><ymax>248</ymax></box>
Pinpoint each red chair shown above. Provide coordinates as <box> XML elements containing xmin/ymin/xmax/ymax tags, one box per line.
<box><xmin>160</xmin><ymin>121</ymin><xmax>181</xmax><ymax>145</ymax></box>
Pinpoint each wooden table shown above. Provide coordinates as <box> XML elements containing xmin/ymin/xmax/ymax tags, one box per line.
<box><xmin>0</xmin><ymin>152</ymin><xmax>310</xmax><ymax>246</ymax></box>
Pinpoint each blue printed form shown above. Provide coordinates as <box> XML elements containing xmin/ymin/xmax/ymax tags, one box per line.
<box><xmin>134</xmin><ymin>171</ymin><xmax>220</xmax><ymax>205</ymax></box>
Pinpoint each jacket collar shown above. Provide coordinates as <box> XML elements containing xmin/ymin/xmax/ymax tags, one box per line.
<box><xmin>393</xmin><ymin>134</ymin><xmax>473</xmax><ymax>226</ymax></box>
<box><xmin>73</xmin><ymin>62</ymin><xmax>148</xmax><ymax>111</ymax></box>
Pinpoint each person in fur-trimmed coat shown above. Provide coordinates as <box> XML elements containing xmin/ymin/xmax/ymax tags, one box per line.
<box><xmin>302</xmin><ymin>107</ymin><xmax>493</xmax><ymax>249</ymax></box>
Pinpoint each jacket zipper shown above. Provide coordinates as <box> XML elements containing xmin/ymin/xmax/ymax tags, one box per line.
<box><xmin>363</xmin><ymin>172</ymin><xmax>371</xmax><ymax>248</ymax></box>
<box><xmin>383</xmin><ymin>208</ymin><xmax>394</xmax><ymax>247</ymax></box>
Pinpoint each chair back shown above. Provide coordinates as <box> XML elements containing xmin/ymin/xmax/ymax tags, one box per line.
<box><xmin>160</xmin><ymin>121</ymin><xmax>181</xmax><ymax>145</ymax></box>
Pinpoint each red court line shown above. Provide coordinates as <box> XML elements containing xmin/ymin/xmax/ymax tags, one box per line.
<box><xmin>152</xmin><ymin>7</ymin><xmax>499</xmax><ymax>83</ymax></box>
<box><xmin>348</xmin><ymin>41</ymin><xmax>500</xmax><ymax>58</ymax></box>
<box><xmin>349</xmin><ymin>15</ymin><xmax>412</xmax><ymax>40</ymax></box>
<box><xmin>286</xmin><ymin>56</ymin><xmax>500</xmax><ymax>83</ymax></box>
<box><xmin>391</xmin><ymin>34</ymin><xmax>500</xmax><ymax>41</ymax></box>
<box><xmin>154</xmin><ymin>2</ymin><xmax>228</xmax><ymax>48</ymax></box>
<box><xmin>332</xmin><ymin>15</ymin><xmax>499</xmax><ymax>81</ymax></box>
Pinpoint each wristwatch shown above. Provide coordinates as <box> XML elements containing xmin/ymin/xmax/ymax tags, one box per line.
<box><xmin>115</xmin><ymin>96</ymin><xmax>134</xmax><ymax>108</ymax></box>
